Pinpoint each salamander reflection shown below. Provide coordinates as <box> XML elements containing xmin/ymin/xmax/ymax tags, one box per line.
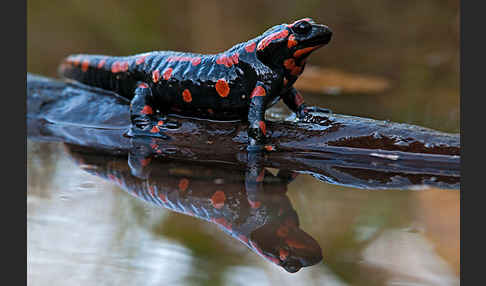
<box><xmin>65</xmin><ymin>144</ymin><xmax>322</xmax><ymax>273</ymax></box>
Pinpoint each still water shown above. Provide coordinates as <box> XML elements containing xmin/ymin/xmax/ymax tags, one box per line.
<box><xmin>27</xmin><ymin>136</ymin><xmax>459</xmax><ymax>285</ymax></box>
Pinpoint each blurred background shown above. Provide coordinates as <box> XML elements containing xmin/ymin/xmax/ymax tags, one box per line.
<box><xmin>27</xmin><ymin>0</ymin><xmax>460</xmax><ymax>285</ymax></box>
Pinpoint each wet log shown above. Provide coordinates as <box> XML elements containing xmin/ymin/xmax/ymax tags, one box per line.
<box><xmin>27</xmin><ymin>73</ymin><xmax>460</xmax><ymax>189</ymax></box>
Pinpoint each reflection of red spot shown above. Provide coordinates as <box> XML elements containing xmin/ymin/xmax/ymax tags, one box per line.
<box><xmin>182</xmin><ymin>89</ymin><xmax>192</xmax><ymax>103</ymax></box>
<box><xmin>136</xmin><ymin>55</ymin><xmax>147</xmax><ymax>65</ymax></box>
<box><xmin>148</xmin><ymin>185</ymin><xmax>155</xmax><ymax>196</ymax></box>
<box><xmin>285</xmin><ymin>238</ymin><xmax>307</xmax><ymax>249</ymax></box>
<box><xmin>141</xmin><ymin>105</ymin><xmax>153</xmax><ymax>115</ymax></box>
<box><xmin>239</xmin><ymin>234</ymin><xmax>249</xmax><ymax>244</ymax></box>
<box><xmin>215</xmin><ymin>79</ymin><xmax>230</xmax><ymax>98</ymax></box>
<box><xmin>140</xmin><ymin>158</ymin><xmax>151</xmax><ymax>167</ymax></box>
<box><xmin>159</xmin><ymin>192</ymin><xmax>167</xmax><ymax>203</ymax></box>
<box><xmin>258</xmin><ymin>121</ymin><xmax>266</xmax><ymax>135</ymax></box>
<box><xmin>179</xmin><ymin>178</ymin><xmax>189</xmax><ymax>192</ymax></box>
<box><xmin>150</xmin><ymin>143</ymin><xmax>159</xmax><ymax>150</ymax></box>
<box><xmin>213</xmin><ymin>217</ymin><xmax>232</xmax><ymax>231</ymax></box>
<box><xmin>248</xmin><ymin>200</ymin><xmax>261</xmax><ymax>209</ymax></box>
<box><xmin>162</xmin><ymin>68</ymin><xmax>173</xmax><ymax>80</ymax></box>
<box><xmin>264</xmin><ymin>145</ymin><xmax>276</xmax><ymax>151</ymax></box>
<box><xmin>157</xmin><ymin>120</ymin><xmax>164</xmax><ymax>126</ymax></box>
<box><xmin>276</xmin><ymin>226</ymin><xmax>289</xmax><ymax>237</ymax></box>
<box><xmin>293</xmin><ymin>46</ymin><xmax>318</xmax><ymax>58</ymax></box>
<box><xmin>250</xmin><ymin>86</ymin><xmax>266</xmax><ymax>98</ymax></box>
<box><xmin>211</xmin><ymin>190</ymin><xmax>226</xmax><ymax>209</ymax></box>
<box><xmin>283</xmin><ymin>58</ymin><xmax>296</xmax><ymax>70</ymax></box>
<box><xmin>152</xmin><ymin>70</ymin><xmax>160</xmax><ymax>83</ymax></box>
<box><xmin>287</xmin><ymin>35</ymin><xmax>298</xmax><ymax>48</ymax></box>
<box><xmin>245</xmin><ymin>42</ymin><xmax>256</xmax><ymax>52</ymax></box>
<box><xmin>294</xmin><ymin>92</ymin><xmax>304</xmax><ymax>107</ymax></box>
<box><xmin>279</xmin><ymin>248</ymin><xmax>289</xmax><ymax>260</ymax></box>
<box><xmin>257</xmin><ymin>29</ymin><xmax>289</xmax><ymax>51</ymax></box>
<box><xmin>191</xmin><ymin>57</ymin><xmax>201</xmax><ymax>66</ymax></box>
<box><xmin>150</xmin><ymin>126</ymin><xmax>160</xmax><ymax>133</ymax></box>
<box><xmin>81</xmin><ymin>60</ymin><xmax>90</xmax><ymax>72</ymax></box>
<box><xmin>207</xmin><ymin>108</ymin><xmax>214</xmax><ymax>115</ymax></box>
<box><xmin>138</xmin><ymin>83</ymin><xmax>149</xmax><ymax>89</ymax></box>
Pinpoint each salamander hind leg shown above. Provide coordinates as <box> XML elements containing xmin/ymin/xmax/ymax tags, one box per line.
<box><xmin>127</xmin><ymin>82</ymin><xmax>178</xmax><ymax>138</ymax></box>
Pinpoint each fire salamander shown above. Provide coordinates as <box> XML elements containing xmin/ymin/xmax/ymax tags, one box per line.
<box><xmin>59</xmin><ymin>18</ymin><xmax>332</xmax><ymax>150</ymax></box>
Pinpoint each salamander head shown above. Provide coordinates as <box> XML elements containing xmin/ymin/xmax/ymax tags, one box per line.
<box><xmin>256</xmin><ymin>18</ymin><xmax>332</xmax><ymax>81</ymax></box>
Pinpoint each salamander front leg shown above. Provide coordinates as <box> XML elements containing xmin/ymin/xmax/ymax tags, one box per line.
<box><xmin>247</xmin><ymin>82</ymin><xmax>270</xmax><ymax>151</ymax></box>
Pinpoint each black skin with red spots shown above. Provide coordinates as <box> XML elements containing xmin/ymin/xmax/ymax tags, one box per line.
<box><xmin>59</xmin><ymin>18</ymin><xmax>332</xmax><ymax>150</ymax></box>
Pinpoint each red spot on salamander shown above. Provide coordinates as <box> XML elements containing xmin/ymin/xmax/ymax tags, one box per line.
<box><xmin>283</xmin><ymin>58</ymin><xmax>296</xmax><ymax>70</ymax></box>
<box><xmin>152</xmin><ymin>70</ymin><xmax>160</xmax><ymax>83</ymax></box>
<box><xmin>258</xmin><ymin>121</ymin><xmax>266</xmax><ymax>136</ymax></box>
<box><xmin>191</xmin><ymin>57</ymin><xmax>201</xmax><ymax>66</ymax></box>
<box><xmin>250</xmin><ymin>86</ymin><xmax>266</xmax><ymax>98</ymax></box>
<box><xmin>245</xmin><ymin>42</ymin><xmax>256</xmax><ymax>53</ymax></box>
<box><xmin>290</xmin><ymin>66</ymin><xmax>303</xmax><ymax>76</ymax></box>
<box><xmin>287</xmin><ymin>35</ymin><xmax>298</xmax><ymax>48</ymax></box>
<box><xmin>81</xmin><ymin>60</ymin><xmax>90</xmax><ymax>72</ymax></box>
<box><xmin>179</xmin><ymin>178</ymin><xmax>189</xmax><ymax>192</ymax></box>
<box><xmin>136</xmin><ymin>55</ymin><xmax>147</xmax><ymax>65</ymax></box>
<box><xmin>215</xmin><ymin>79</ymin><xmax>230</xmax><ymax>98</ymax></box>
<box><xmin>162</xmin><ymin>68</ymin><xmax>173</xmax><ymax>80</ymax></box>
<box><xmin>120</xmin><ymin>61</ymin><xmax>129</xmax><ymax>72</ymax></box>
<box><xmin>157</xmin><ymin>120</ymin><xmax>164</xmax><ymax>126</ymax></box>
<box><xmin>167</xmin><ymin>56</ymin><xmax>200</xmax><ymax>65</ymax></box>
<box><xmin>141</xmin><ymin>105</ymin><xmax>153</xmax><ymax>115</ymax></box>
<box><xmin>138</xmin><ymin>83</ymin><xmax>149</xmax><ymax>89</ymax></box>
<box><xmin>264</xmin><ymin>145</ymin><xmax>276</xmax><ymax>151</ymax></box>
<box><xmin>283</xmin><ymin>78</ymin><xmax>289</xmax><ymax>86</ymax></box>
<box><xmin>182</xmin><ymin>89</ymin><xmax>192</xmax><ymax>103</ymax></box>
<box><xmin>216</xmin><ymin>53</ymin><xmax>239</xmax><ymax>67</ymax></box>
<box><xmin>97</xmin><ymin>59</ymin><xmax>106</xmax><ymax>69</ymax></box>
<box><xmin>210</xmin><ymin>190</ymin><xmax>226</xmax><ymax>209</ymax></box>
<box><xmin>288</xmin><ymin>18</ymin><xmax>312</xmax><ymax>28</ymax></box>
<box><xmin>257</xmin><ymin>29</ymin><xmax>289</xmax><ymax>51</ymax></box>
<box><xmin>293</xmin><ymin>46</ymin><xmax>319</xmax><ymax>58</ymax></box>
<box><xmin>150</xmin><ymin>126</ymin><xmax>160</xmax><ymax>133</ymax></box>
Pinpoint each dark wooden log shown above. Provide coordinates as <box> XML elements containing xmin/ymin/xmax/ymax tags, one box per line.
<box><xmin>27</xmin><ymin>73</ymin><xmax>460</xmax><ymax>189</ymax></box>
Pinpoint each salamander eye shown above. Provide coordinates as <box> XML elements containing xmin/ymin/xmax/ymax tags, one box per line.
<box><xmin>293</xmin><ymin>21</ymin><xmax>312</xmax><ymax>35</ymax></box>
